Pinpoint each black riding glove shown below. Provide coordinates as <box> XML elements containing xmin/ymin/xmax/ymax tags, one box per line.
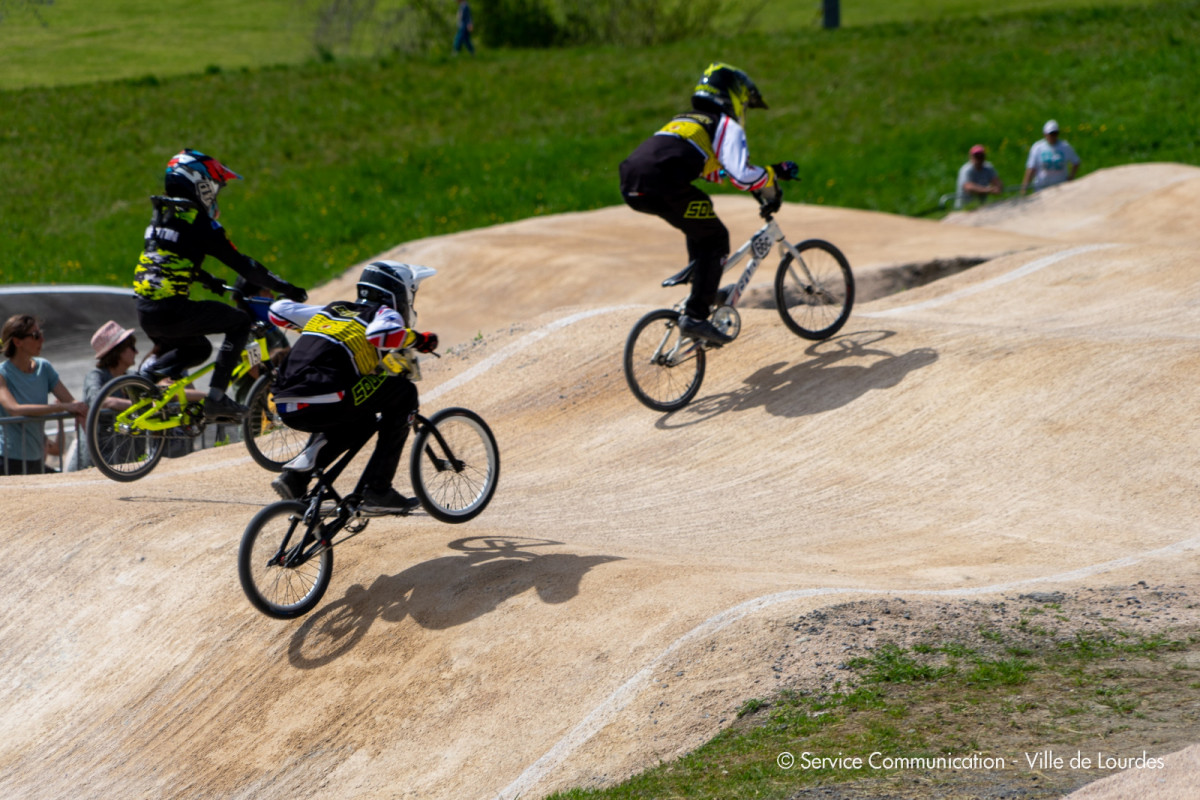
<box><xmin>412</xmin><ymin>331</ymin><xmax>439</xmax><ymax>353</ymax></box>
<box><xmin>282</xmin><ymin>284</ymin><xmax>308</xmax><ymax>303</ymax></box>
<box><xmin>758</xmin><ymin>184</ymin><xmax>783</xmax><ymax>214</ymax></box>
<box><xmin>197</xmin><ymin>271</ymin><xmax>226</xmax><ymax>295</ymax></box>
<box><xmin>771</xmin><ymin>161</ymin><xmax>800</xmax><ymax>181</ymax></box>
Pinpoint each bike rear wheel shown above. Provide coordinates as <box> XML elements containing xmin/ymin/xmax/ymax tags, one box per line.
<box><xmin>623</xmin><ymin>308</ymin><xmax>706</xmax><ymax>412</ymax></box>
<box><xmin>238</xmin><ymin>500</ymin><xmax>334</xmax><ymax>619</ymax></box>
<box><xmin>410</xmin><ymin>407</ymin><xmax>499</xmax><ymax>523</ymax></box>
<box><xmin>242</xmin><ymin>373</ymin><xmax>310</xmax><ymax>472</ymax></box>
<box><xmin>85</xmin><ymin>374</ymin><xmax>168</xmax><ymax>482</ymax></box>
<box><xmin>774</xmin><ymin>239</ymin><xmax>855</xmax><ymax>340</ymax></box>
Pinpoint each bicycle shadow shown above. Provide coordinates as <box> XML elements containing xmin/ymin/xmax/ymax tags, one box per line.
<box><xmin>658</xmin><ymin>330</ymin><xmax>938</xmax><ymax>426</ymax></box>
<box><xmin>287</xmin><ymin>536</ymin><xmax>622</xmax><ymax>669</ymax></box>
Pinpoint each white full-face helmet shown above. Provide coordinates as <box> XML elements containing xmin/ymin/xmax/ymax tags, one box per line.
<box><xmin>356</xmin><ymin>261</ymin><xmax>437</xmax><ymax>325</ymax></box>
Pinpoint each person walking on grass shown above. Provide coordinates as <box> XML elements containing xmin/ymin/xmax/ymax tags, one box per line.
<box><xmin>454</xmin><ymin>0</ymin><xmax>475</xmax><ymax>55</ymax></box>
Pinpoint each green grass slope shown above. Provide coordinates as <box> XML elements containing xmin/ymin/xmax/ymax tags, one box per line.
<box><xmin>2</xmin><ymin>1</ymin><xmax>1197</xmax><ymax>292</ymax></box>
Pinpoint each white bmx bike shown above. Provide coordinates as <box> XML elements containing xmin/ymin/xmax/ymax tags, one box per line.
<box><xmin>623</xmin><ymin>192</ymin><xmax>855</xmax><ymax>411</ymax></box>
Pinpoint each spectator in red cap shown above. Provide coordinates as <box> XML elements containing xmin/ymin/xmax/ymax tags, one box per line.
<box><xmin>955</xmin><ymin>144</ymin><xmax>1003</xmax><ymax>209</ymax></box>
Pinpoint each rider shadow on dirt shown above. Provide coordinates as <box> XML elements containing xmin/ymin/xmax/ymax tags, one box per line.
<box><xmin>288</xmin><ymin>536</ymin><xmax>622</xmax><ymax>669</ymax></box>
<box><xmin>660</xmin><ymin>330</ymin><xmax>938</xmax><ymax>426</ymax></box>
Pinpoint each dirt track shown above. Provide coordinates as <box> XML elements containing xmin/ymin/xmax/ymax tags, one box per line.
<box><xmin>2</xmin><ymin>163</ymin><xmax>1199</xmax><ymax>799</ymax></box>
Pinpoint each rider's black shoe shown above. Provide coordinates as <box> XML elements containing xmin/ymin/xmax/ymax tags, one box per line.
<box><xmin>203</xmin><ymin>393</ymin><xmax>249</xmax><ymax>421</ymax></box>
<box><xmin>361</xmin><ymin>486</ymin><xmax>420</xmax><ymax>515</ymax></box>
<box><xmin>678</xmin><ymin>315</ymin><xmax>733</xmax><ymax>346</ymax></box>
<box><xmin>271</xmin><ymin>469</ymin><xmax>310</xmax><ymax>501</ymax></box>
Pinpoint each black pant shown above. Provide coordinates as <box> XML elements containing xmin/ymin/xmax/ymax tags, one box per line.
<box><xmin>279</xmin><ymin>376</ymin><xmax>418</xmax><ymax>491</ymax></box>
<box><xmin>624</xmin><ymin>186</ymin><xmax>730</xmax><ymax>319</ymax></box>
<box><xmin>137</xmin><ymin>296</ymin><xmax>251</xmax><ymax>393</ymax></box>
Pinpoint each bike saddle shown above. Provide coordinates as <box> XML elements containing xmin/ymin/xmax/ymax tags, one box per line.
<box><xmin>662</xmin><ymin>263</ymin><xmax>694</xmax><ymax>287</ymax></box>
<box><xmin>282</xmin><ymin>433</ymin><xmax>328</xmax><ymax>473</ymax></box>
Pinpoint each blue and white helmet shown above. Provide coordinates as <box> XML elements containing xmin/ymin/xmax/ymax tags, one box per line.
<box><xmin>357</xmin><ymin>261</ymin><xmax>437</xmax><ymax>326</ymax></box>
<box><xmin>164</xmin><ymin>148</ymin><xmax>242</xmax><ymax>219</ymax></box>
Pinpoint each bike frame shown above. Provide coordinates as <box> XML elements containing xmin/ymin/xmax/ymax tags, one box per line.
<box><xmin>277</xmin><ymin>410</ymin><xmax>461</xmax><ymax>559</ymax></box>
<box><xmin>653</xmin><ymin>211</ymin><xmax>817</xmax><ymax>366</ymax></box>
<box><xmin>705</xmin><ymin>215</ymin><xmax>818</xmax><ymax>311</ymax></box>
<box><xmin>110</xmin><ymin>335</ymin><xmax>270</xmax><ymax>433</ymax></box>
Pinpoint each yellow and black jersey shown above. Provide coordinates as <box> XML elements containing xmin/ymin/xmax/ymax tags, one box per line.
<box><xmin>269</xmin><ymin>299</ymin><xmax>414</xmax><ymax>406</ymax></box>
<box><xmin>133</xmin><ymin>196</ymin><xmax>293</xmax><ymax>302</ymax></box>
<box><xmin>620</xmin><ymin>109</ymin><xmax>774</xmax><ymax>195</ymax></box>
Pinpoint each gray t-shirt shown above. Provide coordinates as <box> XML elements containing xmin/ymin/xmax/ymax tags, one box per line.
<box><xmin>955</xmin><ymin>160</ymin><xmax>1000</xmax><ymax>208</ymax></box>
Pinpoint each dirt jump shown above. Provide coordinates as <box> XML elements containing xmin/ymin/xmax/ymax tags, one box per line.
<box><xmin>3</xmin><ymin>163</ymin><xmax>1199</xmax><ymax>799</ymax></box>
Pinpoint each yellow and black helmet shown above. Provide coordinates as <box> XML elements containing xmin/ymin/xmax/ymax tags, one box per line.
<box><xmin>692</xmin><ymin>62</ymin><xmax>768</xmax><ymax>122</ymax></box>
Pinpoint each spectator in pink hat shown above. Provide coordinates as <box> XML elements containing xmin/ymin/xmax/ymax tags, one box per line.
<box><xmin>70</xmin><ymin>321</ymin><xmax>140</xmax><ymax>470</ymax></box>
<box><xmin>84</xmin><ymin>321</ymin><xmax>139</xmax><ymax>408</ymax></box>
<box><xmin>955</xmin><ymin>144</ymin><xmax>1003</xmax><ymax>209</ymax></box>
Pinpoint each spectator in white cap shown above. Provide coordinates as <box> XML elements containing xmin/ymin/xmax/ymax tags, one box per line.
<box><xmin>1021</xmin><ymin>119</ymin><xmax>1080</xmax><ymax>195</ymax></box>
<box><xmin>955</xmin><ymin>144</ymin><xmax>1003</xmax><ymax>209</ymax></box>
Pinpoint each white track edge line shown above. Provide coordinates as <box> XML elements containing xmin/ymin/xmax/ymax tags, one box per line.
<box><xmin>860</xmin><ymin>243</ymin><xmax>1121</xmax><ymax>318</ymax></box>
<box><xmin>492</xmin><ymin>530</ymin><xmax>1200</xmax><ymax>800</ymax></box>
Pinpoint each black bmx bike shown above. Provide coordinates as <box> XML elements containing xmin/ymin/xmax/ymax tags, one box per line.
<box><xmin>237</xmin><ymin>398</ymin><xmax>500</xmax><ymax>619</ymax></box>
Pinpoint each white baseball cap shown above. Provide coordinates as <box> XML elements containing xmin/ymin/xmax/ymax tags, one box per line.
<box><xmin>1043</xmin><ymin>119</ymin><xmax>1060</xmax><ymax>135</ymax></box>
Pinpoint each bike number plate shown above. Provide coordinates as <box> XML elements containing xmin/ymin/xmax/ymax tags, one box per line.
<box><xmin>245</xmin><ymin>343</ymin><xmax>263</xmax><ymax>368</ymax></box>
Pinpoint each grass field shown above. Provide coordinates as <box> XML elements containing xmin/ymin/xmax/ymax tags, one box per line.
<box><xmin>2</xmin><ymin>0</ymin><xmax>1197</xmax><ymax>292</ymax></box>
<box><xmin>0</xmin><ymin>0</ymin><xmax>1158</xmax><ymax>90</ymax></box>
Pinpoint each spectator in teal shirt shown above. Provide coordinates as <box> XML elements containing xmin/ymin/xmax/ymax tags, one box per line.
<box><xmin>0</xmin><ymin>314</ymin><xmax>88</xmax><ymax>475</ymax></box>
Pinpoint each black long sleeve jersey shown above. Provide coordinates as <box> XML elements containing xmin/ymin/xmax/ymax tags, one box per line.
<box><xmin>133</xmin><ymin>196</ymin><xmax>293</xmax><ymax>301</ymax></box>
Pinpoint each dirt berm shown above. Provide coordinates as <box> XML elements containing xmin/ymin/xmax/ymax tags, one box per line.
<box><xmin>2</xmin><ymin>163</ymin><xmax>1199</xmax><ymax>799</ymax></box>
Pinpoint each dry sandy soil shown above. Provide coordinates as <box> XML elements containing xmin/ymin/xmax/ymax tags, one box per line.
<box><xmin>3</xmin><ymin>163</ymin><xmax>1199</xmax><ymax>799</ymax></box>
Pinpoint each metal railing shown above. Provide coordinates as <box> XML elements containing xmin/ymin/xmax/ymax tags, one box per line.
<box><xmin>0</xmin><ymin>411</ymin><xmax>75</xmax><ymax>474</ymax></box>
<box><xmin>0</xmin><ymin>411</ymin><xmax>245</xmax><ymax>476</ymax></box>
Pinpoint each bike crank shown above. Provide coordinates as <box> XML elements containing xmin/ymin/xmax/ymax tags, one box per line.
<box><xmin>711</xmin><ymin>305</ymin><xmax>742</xmax><ymax>341</ymax></box>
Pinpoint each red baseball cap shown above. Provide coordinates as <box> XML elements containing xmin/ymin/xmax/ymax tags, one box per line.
<box><xmin>970</xmin><ymin>144</ymin><xmax>986</xmax><ymax>156</ymax></box>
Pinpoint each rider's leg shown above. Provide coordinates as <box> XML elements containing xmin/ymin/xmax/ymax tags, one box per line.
<box><xmin>136</xmin><ymin>297</ymin><xmax>214</xmax><ymax>378</ymax></box>
<box><xmin>359</xmin><ymin>377</ymin><xmax>418</xmax><ymax>493</ymax></box>
<box><xmin>674</xmin><ymin>190</ymin><xmax>730</xmax><ymax>320</ymax></box>
<box><xmin>206</xmin><ymin>306</ymin><xmax>252</xmax><ymax>396</ymax></box>
<box><xmin>623</xmin><ymin>187</ymin><xmax>730</xmax><ymax>321</ymax></box>
<box><xmin>271</xmin><ymin>405</ymin><xmax>373</xmax><ymax>500</ymax></box>
<box><xmin>137</xmin><ymin>296</ymin><xmax>252</xmax><ymax>414</ymax></box>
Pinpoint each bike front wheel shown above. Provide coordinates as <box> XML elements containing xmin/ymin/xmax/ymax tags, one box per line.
<box><xmin>623</xmin><ymin>308</ymin><xmax>706</xmax><ymax>412</ymax></box>
<box><xmin>238</xmin><ymin>500</ymin><xmax>334</xmax><ymax>619</ymax></box>
<box><xmin>86</xmin><ymin>374</ymin><xmax>167</xmax><ymax>482</ymax></box>
<box><xmin>410</xmin><ymin>407</ymin><xmax>500</xmax><ymax>524</ymax></box>
<box><xmin>775</xmin><ymin>239</ymin><xmax>855</xmax><ymax>340</ymax></box>
<box><xmin>242</xmin><ymin>373</ymin><xmax>310</xmax><ymax>472</ymax></box>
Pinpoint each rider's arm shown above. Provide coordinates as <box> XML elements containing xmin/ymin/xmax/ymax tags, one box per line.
<box><xmin>202</xmin><ymin>220</ymin><xmax>305</xmax><ymax>300</ymax></box>
<box><xmin>713</xmin><ymin>115</ymin><xmax>774</xmax><ymax>192</ymax></box>
<box><xmin>364</xmin><ymin>306</ymin><xmax>408</xmax><ymax>349</ymax></box>
<box><xmin>268</xmin><ymin>298</ymin><xmax>322</xmax><ymax>331</ymax></box>
<box><xmin>0</xmin><ymin>371</ymin><xmax>86</xmax><ymax>419</ymax></box>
